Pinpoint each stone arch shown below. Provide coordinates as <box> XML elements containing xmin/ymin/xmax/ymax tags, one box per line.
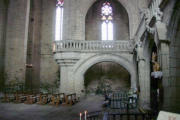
<box><xmin>85</xmin><ymin>0</ymin><xmax>130</xmax><ymax>40</ymax></box>
<box><xmin>79</xmin><ymin>0</ymin><xmax>139</xmax><ymax>39</ymax></box>
<box><xmin>73</xmin><ymin>54</ymin><xmax>137</xmax><ymax>95</ymax></box>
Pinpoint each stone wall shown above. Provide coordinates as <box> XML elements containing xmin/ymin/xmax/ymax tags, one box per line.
<box><xmin>167</xmin><ymin>0</ymin><xmax>180</xmax><ymax>112</ymax></box>
<box><xmin>63</xmin><ymin>0</ymin><xmax>140</xmax><ymax>40</ymax></box>
<box><xmin>0</xmin><ymin>0</ymin><xmax>7</xmax><ymax>89</ymax></box>
<box><xmin>3</xmin><ymin>0</ymin><xmax>59</xmax><ymax>88</ymax></box>
<box><xmin>26</xmin><ymin>0</ymin><xmax>59</xmax><ymax>88</ymax></box>
<box><xmin>4</xmin><ymin>0</ymin><xmax>30</xmax><ymax>83</ymax></box>
<box><xmin>40</xmin><ymin>0</ymin><xmax>59</xmax><ymax>85</ymax></box>
<box><xmin>2</xmin><ymin>0</ymin><xmax>141</xmax><ymax>86</ymax></box>
<box><xmin>25</xmin><ymin>0</ymin><xmax>43</xmax><ymax>90</ymax></box>
<box><xmin>85</xmin><ymin>0</ymin><xmax>129</xmax><ymax>40</ymax></box>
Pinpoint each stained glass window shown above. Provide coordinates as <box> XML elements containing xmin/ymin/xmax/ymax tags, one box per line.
<box><xmin>101</xmin><ymin>2</ymin><xmax>113</xmax><ymax>40</ymax></box>
<box><xmin>55</xmin><ymin>0</ymin><xmax>64</xmax><ymax>41</ymax></box>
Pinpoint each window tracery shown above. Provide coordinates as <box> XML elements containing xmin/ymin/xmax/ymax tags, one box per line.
<box><xmin>101</xmin><ymin>2</ymin><xmax>113</xmax><ymax>40</ymax></box>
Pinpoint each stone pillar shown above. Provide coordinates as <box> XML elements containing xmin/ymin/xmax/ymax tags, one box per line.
<box><xmin>59</xmin><ymin>65</ymin><xmax>75</xmax><ymax>94</ymax></box>
<box><xmin>156</xmin><ymin>21</ymin><xmax>172</xmax><ymax>110</ymax></box>
<box><xmin>54</xmin><ymin>52</ymin><xmax>80</xmax><ymax>94</ymax></box>
<box><xmin>159</xmin><ymin>41</ymin><xmax>171</xmax><ymax>110</ymax></box>
<box><xmin>31</xmin><ymin>0</ymin><xmax>42</xmax><ymax>90</ymax></box>
<box><xmin>39</xmin><ymin>0</ymin><xmax>59</xmax><ymax>85</ymax></box>
<box><xmin>25</xmin><ymin>0</ymin><xmax>43</xmax><ymax>91</ymax></box>
<box><xmin>159</xmin><ymin>42</ymin><xmax>170</xmax><ymax>86</ymax></box>
<box><xmin>137</xmin><ymin>42</ymin><xmax>150</xmax><ymax>109</ymax></box>
<box><xmin>5</xmin><ymin>0</ymin><xmax>30</xmax><ymax>83</ymax></box>
<box><xmin>0</xmin><ymin>0</ymin><xmax>8</xmax><ymax>89</ymax></box>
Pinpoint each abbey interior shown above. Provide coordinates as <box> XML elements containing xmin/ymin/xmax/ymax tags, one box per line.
<box><xmin>0</xmin><ymin>0</ymin><xmax>180</xmax><ymax>120</ymax></box>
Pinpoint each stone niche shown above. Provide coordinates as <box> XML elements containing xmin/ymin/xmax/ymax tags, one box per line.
<box><xmin>84</xmin><ymin>62</ymin><xmax>130</xmax><ymax>94</ymax></box>
<box><xmin>85</xmin><ymin>0</ymin><xmax>129</xmax><ymax>40</ymax></box>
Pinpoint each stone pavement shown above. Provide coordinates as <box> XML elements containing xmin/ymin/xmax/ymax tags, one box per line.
<box><xmin>0</xmin><ymin>95</ymin><xmax>104</xmax><ymax>120</ymax></box>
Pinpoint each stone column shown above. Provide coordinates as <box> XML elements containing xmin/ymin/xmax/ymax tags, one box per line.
<box><xmin>5</xmin><ymin>0</ymin><xmax>30</xmax><ymax>83</ymax></box>
<box><xmin>137</xmin><ymin>42</ymin><xmax>150</xmax><ymax>109</ymax></box>
<box><xmin>159</xmin><ymin>42</ymin><xmax>170</xmax><ymax>86</ymax></box>
<box><xmin>0</xmin><ymin>0</ymin><xmax>8</xmax><ymax>89</ymax></box>
<box><xmin>39</xmin><ymin>0</ymin><xmax>59</xmax><ymax>85</ymax></box>
<box><xmin>31</xmin><ymin>0</ymin><xmax>42</xmax><ymax>90</ymax></box>
<box><xmin>156</xmin><ymin>21</ymin><xmax>172</xmax><ymax>110</ymax></box>
<box><xmin>159</xmin><ymin>41</ymin><xmax>171</xmax><ymax>110</ymax></box>
<box><xmin>54</xmin><ymin>52</ymin><xmax>80</xmax><ymax>94</ymax></box>
<box><xmin>59</xmin><ymin>65</ymin><xmax>75</xmax><ymax>94</ymax></box>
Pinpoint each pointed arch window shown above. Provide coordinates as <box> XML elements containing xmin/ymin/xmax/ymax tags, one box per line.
<box><xmin>55</xmin><ymin>0</ymin><xmax>64</xmax><ymax>41</ymax></box>
<box><xmin>101</xmin><ymin>2</ymin><xmax>113</xmax><ymax>40</ymax></box>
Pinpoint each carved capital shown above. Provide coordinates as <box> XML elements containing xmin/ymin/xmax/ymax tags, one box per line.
<box><xmin>155</xmin><ymin>8</ymin><xmax>163</xmax><ymax>21</ymax></box>
<box><xmin>155</xmin><ymin>21</ymin><xmax>169</xmax><ymax>42</ymax></box>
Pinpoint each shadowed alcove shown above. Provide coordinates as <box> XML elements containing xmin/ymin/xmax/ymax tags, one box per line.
<box><xmin>84</xmin><ymin>62</ymin><xmax>130</xmax><ymax>94</ymax></box>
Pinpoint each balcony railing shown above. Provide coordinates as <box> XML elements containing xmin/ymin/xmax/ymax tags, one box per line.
<box><xmin>53</xmin><ymin>40</ymin><xmax>134</xmax><ymax>53</ymax></box>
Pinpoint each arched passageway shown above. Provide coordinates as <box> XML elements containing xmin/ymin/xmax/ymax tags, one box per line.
<box><xmin>73</xmin><ymin>54</ymin><xmax>137</xmax><ymax>95</ymax></box>
<box><xmin>84</xmin><ymin>62</ymin><xmax>131</xmax><ymax>94</ymax></box>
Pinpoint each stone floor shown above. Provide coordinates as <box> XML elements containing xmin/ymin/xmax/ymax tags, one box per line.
<box><xmin>0</xmin><ymin>95</ymin><xmax>104</xmax><ymax>120</ymax></box>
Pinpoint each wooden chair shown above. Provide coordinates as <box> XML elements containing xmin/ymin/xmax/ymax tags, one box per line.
<box><xmin>14</xmin><ymin>92</ymin><xmax>27</xmax><ymax>103</ymax></box>
<box><xmin>2</xmin><ymin>86</ymin><xmax>15</xmax><ymax>102</ymax></box>
<box><xmin>37</xmin><ymin>94</ymin><xmax>50</xmax><ymax>105</ymax></box>
<box><xmin>49</xmin><ymin>94</ymin><xmax>56</xmax><ymax>105</ymax></box>
<box><xmin>24</xmin><ymin>95</ymin><xmax>37</xmax><ymax>104</ymax></box>
<box><xmin>2</xmin><ymin>93</ymin><xmax>11</xmax><ymax>102</ymax></box>
<box><xmin>59</xmin><ymin>93</ymin><xmax>66</xmax><ymax>103</ymax></box>
<box><xmin>64</xmin><ymin>93</ymin><xmax>78</xmax><ymax>106</ymax></box>
<box><xmin>49</xmin><ymin>93</ymin><xmax>65</xmax><ymax>106</ymax></box>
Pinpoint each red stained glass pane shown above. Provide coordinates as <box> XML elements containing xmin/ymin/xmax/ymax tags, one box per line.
<box><xmin>101</xmin><ymin>2</ymin><xmax>113</xmax><ymax>21</ymax></box>
<box><xmin>57</xmin><ymin>0</ymin><xmax>64</xmax><ymax>7</ymax></box>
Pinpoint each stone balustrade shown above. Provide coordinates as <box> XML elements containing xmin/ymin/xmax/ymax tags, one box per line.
<box><xmin>53</xmin><ymin>40</ymin><xmax>134</xmax><ymax>53</ymax></box>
